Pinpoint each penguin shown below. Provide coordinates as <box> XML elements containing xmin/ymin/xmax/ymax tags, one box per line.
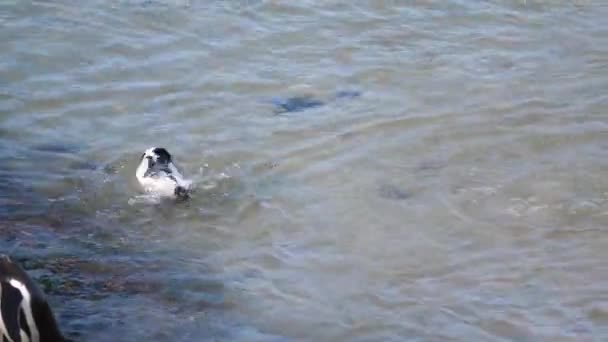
<box><xmin>0</xmin><ymin>255</ymin><xmax>70</xmax><ymax>342</ymax></box>
<box><xmin>135</xmin><ymin>147</ymin><xmax>192</xmax><ymax>199</ymax></box>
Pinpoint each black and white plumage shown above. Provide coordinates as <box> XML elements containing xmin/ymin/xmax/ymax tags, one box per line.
<box><xmin>136</xmin><ymin>147</ymin><xmax>192</xmax><ymax>199</ymax></box>
<box><xmin>0</xmin><ymin>255</ymin><xmax>69</xmax><ymax>342</ymax></box>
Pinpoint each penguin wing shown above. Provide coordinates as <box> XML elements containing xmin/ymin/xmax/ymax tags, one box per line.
<box><xmin>167</xmin><ymin>164</ymin><xmax>191</xmax><ymax>188</ymax></box>
<box><xmin>143</xmin><ymin>163</ymin><xmax>173</xmax><ymax>178</ymax></box>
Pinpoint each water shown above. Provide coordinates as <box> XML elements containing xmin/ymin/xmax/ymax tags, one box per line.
<box><xmin>1</xmin><ymin>0</ymin><xmax>607</xmax><ymax>340</ymax></box>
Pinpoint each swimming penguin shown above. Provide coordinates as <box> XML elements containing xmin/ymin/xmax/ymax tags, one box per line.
<box><xmin>0</xmin><ymin>255</ymin><xmax>71</xmax><ymax>342</ymax></box>
<box><xmin>136</xmin><ymin>147</ymin><xmax>192</xmax><ymax>199</ymax></box>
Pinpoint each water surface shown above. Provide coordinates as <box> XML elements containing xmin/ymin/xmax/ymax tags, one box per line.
<box><xmin>1</xmin><ymin>0</ymin><xmax>607</xmax><ymax>340</ymax></box>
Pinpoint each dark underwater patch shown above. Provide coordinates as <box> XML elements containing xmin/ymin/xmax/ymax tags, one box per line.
<box><xmin>29</xmin><ymin>142</ymin><xmax>98</xmax><ymax>171</ymax></box>
<box><xmin>334</xmin><ymin>90</ymin><xmax>361</xmax><ymax>99</ymax></box>
<box><xmin>68</xmin><ymin>160</ymin><xmax>98</xmax><ymax>171</ymax></box>
<box><xmin>378</xmin><ymin>183</ymin><xmax>410</xmax><ymax>201</ymax></box>
<box><xmin>271</xmin><ymin>96</ymin><xmax>324</xmax><ymax>114</ymax></box>
<box><xmin>32</xmin><ymin>143</ymin><xmax>80</xmax><ymax>154</ymax></box>
<box><xmin>271</xmin><ymin>90</ymin><xmax>361</xmax><ymax>114</ymax></box>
